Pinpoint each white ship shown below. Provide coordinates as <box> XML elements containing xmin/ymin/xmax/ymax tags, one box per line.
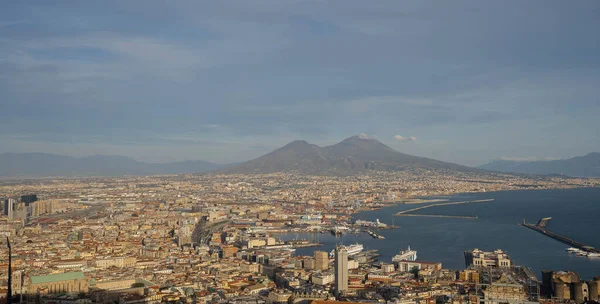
<box><xmin>329</xmin><ymin>243</ymin><xmax>364</xmax><ymax>257</ymax></box>
<box><xmin>392</xmin><ymin>246</ymin><xmax>417</xmax><ymax>262</ymax></box>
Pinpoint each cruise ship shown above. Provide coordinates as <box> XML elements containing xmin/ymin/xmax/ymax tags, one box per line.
<box><xmin>391</xmin><ymin>246</ymin><xmax>417</xmax><ymax>262</ymax></box>
<box><xmin>329</xmin><ymin>243</ymin><xmax>364</xmax><ymax>257</ymax></box>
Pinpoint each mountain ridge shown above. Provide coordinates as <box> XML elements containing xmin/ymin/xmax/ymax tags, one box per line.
<box><xmin>478</xmin><ymin>152</ymin><xmax>600</xmax><ymax>177</ymax></box>
<box><xmin>223</xmin><ymin>135</ymin><xmax>475</xmax><ymax>174</ymax></box>
<box><xmin>0</xmin><ymin>153</ymin><xmax>226</xmax><ymax>177</ymax></box>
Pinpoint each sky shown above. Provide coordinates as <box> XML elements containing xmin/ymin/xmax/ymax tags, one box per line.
<box><xmin>1</xmin><ymin>1</ymin><xmax>599</xmax><ymax>166</ymax></box>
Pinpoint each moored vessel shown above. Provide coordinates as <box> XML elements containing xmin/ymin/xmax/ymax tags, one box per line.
<box><xmin>392</xmin><ymin>246</ymin><xmax>417</xmax><ymax>262</ymax></box>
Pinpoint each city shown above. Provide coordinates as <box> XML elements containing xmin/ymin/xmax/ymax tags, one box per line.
<box><xmin>0</xmin><ymin>170</ymin><xmax>598</xmax><ymax>303</ymax></box>
<box><xmin>2</xmin><ymin>1</ymin><xmax>600</xmax><ymax>304</ymax></box>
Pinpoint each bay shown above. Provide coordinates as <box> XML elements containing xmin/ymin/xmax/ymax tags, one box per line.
<box><xmin>280</xmin><ymin>187</ymin><xmax>600</xmax><ymax>280</ymax></box>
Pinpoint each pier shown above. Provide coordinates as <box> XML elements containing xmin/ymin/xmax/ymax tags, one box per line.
<box><xmin>521</xmin><ymin>218</ymin><xmax>600</xmax><ymax>254</ymax></box>
<box><xmin>395</xmin><ymin>214</ymin><xmax>478</xmax><ymax>219</ymax></box>
<box><xmin>394</xmin><ymin>198</ymin><xmax>493</xmax><ymax>218</ymax></box>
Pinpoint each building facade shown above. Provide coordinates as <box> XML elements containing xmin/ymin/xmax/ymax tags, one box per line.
<box><xmin>28</xmin><ymin>272</ymin><xmax>89</xmax><ymax>295</ymax></box>
<box><xmin>334</xmin><ymin>247</ymin><xmax>348</xmax><ymax>293</ymax></box>
<box><xmin>465</xmin><ymin>249</ymin><xmax>512</xmax><ymax>268</ymax></box>
<box><xmin>314</xmin><ymin>251</ymin><xmax>329</xmax><ymax>271</ymax></box>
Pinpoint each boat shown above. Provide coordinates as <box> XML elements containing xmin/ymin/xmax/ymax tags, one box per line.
<box><xmin>392</xmin><ymin>246</ymin><xmax>418</xmax><ymax>262</ymax></box>
<box><xmin>367</xmin><ymin>230</ymin><xmax>386</xmax><ymax>239</ymax></box>
<box><xmin>329</xmin><ymin>243</ymin><xmax>364</xmax><ymax>257</ymax></box>
<box><xmin>587</xmin><ymin>253</ymin><xmax>600</xmax><ymax>257</ymax></box>
<box><xmin>330</xmin><ymin>226</ymin><xmax>348</xmax><ymax>236</ymax></box>
<box><xmin>566</xmin><ymin>247</ymin><xmax>581</xmax><ymax>252</ymax></box>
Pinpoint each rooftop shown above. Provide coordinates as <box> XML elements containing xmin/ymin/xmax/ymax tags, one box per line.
<box><xmin>31</xmin><ymin>272</ymin><xmax>85</xmax><ymax>284</ymax></box>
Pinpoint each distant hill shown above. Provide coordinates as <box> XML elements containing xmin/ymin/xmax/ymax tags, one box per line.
<box><xmin>0</xmin><ymin>153</ymin><xmax>226</xmax><ymax>177</ymax></box>
<box><xmin>478</xmin><ymin>153</ymin><xmax>600</xmax><ymax>177</ymax></box>
<box><xmin>223</xmin><ymin>135</ymin><xmax>475</xmax><ymax>174</ymax></box>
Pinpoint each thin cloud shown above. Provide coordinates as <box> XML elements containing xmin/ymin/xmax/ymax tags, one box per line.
<box><xmin>394</xmin><ymin>135</ymin><xmax>417</xmax><ymax>142</ymax></box>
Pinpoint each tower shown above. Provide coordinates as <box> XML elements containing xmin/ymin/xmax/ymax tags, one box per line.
<box><xmin>4</xmin><ymin>198</ymin><xmax>16</xmax><ymax>219</ymax></box>
<box><xmin>314</xmin><ymin>251</ymin><xmax>329</xmax><ymax>271</ymax></box>
<box><xmin>334</xmin><ymin>246</ymin><xmax>348</xmax><ymax>293</ymax></box>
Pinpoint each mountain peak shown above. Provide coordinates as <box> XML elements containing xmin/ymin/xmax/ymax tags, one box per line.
<box><xmin>340</xmin><ymin>134</ymin><xmax>382</xmax><ymax>144</ymax></box>
<box><xmin>350</xmin><ymin>133</ymin><xmax>377</xmax><ymax>140</ymax></box>
<box><xmin>224</xmin><ymin>135</ymin><xmax>471</xmax><ymax>174</ymax></box>
<box><xmin>286</xmin><ymin>139</ymin><xmax>310</xmax><ymax>145</ymax></box>
<box><xmin>280</xmin><ymin>140</ymin><xmax>314</xmax><ymax>150</ymax></box>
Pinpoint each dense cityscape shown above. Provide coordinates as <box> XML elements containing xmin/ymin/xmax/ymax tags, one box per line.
<box><xmin>0</xmin><ymin>170</ymin><xmax>598</xmax><ymax>304</ymax></box>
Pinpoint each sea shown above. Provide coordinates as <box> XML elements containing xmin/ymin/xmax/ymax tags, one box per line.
<box><xmin>279</xmin><ymin>187</ymin><xmax>600</xmax><ymax>280</ymax></box>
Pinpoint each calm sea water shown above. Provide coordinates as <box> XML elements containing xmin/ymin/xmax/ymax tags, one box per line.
<box><xmin>280</xmin><ymin>187</ymin><xmax>600</xmax><ymax>280</ymax></box>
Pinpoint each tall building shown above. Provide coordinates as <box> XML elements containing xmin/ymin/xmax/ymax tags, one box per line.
<box><xmin>334</xmin><ymin>246</ymin><xmax>348</xmax><ymax>293</ymax></box>
<box><xmin>3</xmin><ymin>198</ymin><xmax>15</xmax><ymax>216</ymax></box>
<box><xmin>10</xmin><ymin>202</ymin><xmax>27</xmax><ymax>222</ymax></box>
<box><xmin>314</xmin><ymin>251</ymin><xmax>329</xmax><ymax>271</ymax></box>
<box><xmin>4</xmin><ymin>198</ymin><xmax>17</xmax><ymax>220</ymax></box>
<box><xmin>20</xmin><ymin>194</ymin><xmax>38</xmax><ymax>206</ymax></box>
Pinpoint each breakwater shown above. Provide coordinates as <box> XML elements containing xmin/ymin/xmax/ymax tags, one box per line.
<box><xmin>394</xmin><ymin>198</ymin><xmax>494</xmax><ymax>218</ymax></box>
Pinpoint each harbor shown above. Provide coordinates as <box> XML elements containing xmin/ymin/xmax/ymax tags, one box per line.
<box><xmin>279</xmin><ymin>189</ymin><xmax>600</xmax><ymax>280</ymax></box>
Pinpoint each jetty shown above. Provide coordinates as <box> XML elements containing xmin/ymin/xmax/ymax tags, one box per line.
<box><xmin>394</xmin><ymin>198</ymin><xmax>493</xmax><ymax>218</ymax></box>
<box><xmin>395</xmin><ymin>214</ymin><xmax>478</xmax><ymax>219</ymax></box>
<box><xmin>521</xmin><ymin>218</ymin><xmax>600</xmax><ymax>254</ymax></box>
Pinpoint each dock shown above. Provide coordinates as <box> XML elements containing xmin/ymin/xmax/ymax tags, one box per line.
<box><xmin>521</xmin><ymin>218</ymin><xmax>600</xmax><ymax>254</ymax></box>
<box><xmin>395</xmin><ymin>214</ymin><xmax>478</xmax><ymax>219</ymax></box>
<box><xmin>393</xmin><ymin>198</ymin><xmax>493</xmax><ymax>218</ymax></box>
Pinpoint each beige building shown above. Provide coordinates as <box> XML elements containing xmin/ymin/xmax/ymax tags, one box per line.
<box><xmin>465</xmin><ymin>249</ymin><xmax>511</xmax><ymax>268</ymax></box>
<box><xmin>314</xmin><ymin>251</ymin><xmax>329</xmax><ymax>271</ymax></box>
<box><xmin>482</xmin><ymin>274</ymin><xmax>527</xmax><ymax>304</ymax></box>
<box><xmin>247</xmin><ymin>239</ymin><xmax>267</xmax><ymax>248</ymax></box>
<box><xmin>28</xmin><ymin>272</ymin><xmax>89</xmax><ymax>295</ymax></box>
<box><xmin>459</xmin><ymin>269</ymin><xmax>480</xmax><ymax>283</ymax></box>
<box><xmin>311</xmin><ymin>273</ymin><xmax>334</xmax><ymax>285</ymax></box>
<box><xmin>266</xmin><ymin>290</ymin><xmax>292</xmax><ymax>304</ymax></box>
<box><xmin>396</xmin><ymin>260</ymin><xmax>442</xmax><ymax>272</ymax></box>
<box><xmin>95</xmin><ymin>256</ymin><xmax>137</xmax><ymax>269</ymax></box>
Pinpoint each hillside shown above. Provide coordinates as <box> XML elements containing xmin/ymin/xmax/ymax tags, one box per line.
<box><xmin>478</xmin><ymin>153</ymin><xmax>600</xmax><ymax>177</ymax></box>
<box><xmin>0</xmin><ymin>153</ymin><xmax>225</xmax><ymax>177</ymax></box>
<box><xmin>224</xmin><ymin>135</ymin><xmax>475</xmax><ymax>174</ymax></box>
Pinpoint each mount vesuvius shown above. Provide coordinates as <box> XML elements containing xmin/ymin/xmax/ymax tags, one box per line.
<box><xmin>223</xmin><ymin>135</ymin><xmax>475</xmax><ymax>174</ymax></box>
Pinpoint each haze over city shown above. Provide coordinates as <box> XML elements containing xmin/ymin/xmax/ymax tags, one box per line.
<box><xmin>1</xmin><ymin>1</ymin><xmax>599</xmax><ymax>166</ymax></box>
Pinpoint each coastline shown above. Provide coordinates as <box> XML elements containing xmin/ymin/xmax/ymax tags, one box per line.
<box><xmin>280</xmin><ymin>188</ymin><xmax>600</xmax><ymax>280</ymax></box>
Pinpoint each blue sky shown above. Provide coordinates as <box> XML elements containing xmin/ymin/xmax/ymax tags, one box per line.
<box><xmin>1</xmin><ymin>1</ymin><xmax>599</xmax><ymax>166</ymax></box>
